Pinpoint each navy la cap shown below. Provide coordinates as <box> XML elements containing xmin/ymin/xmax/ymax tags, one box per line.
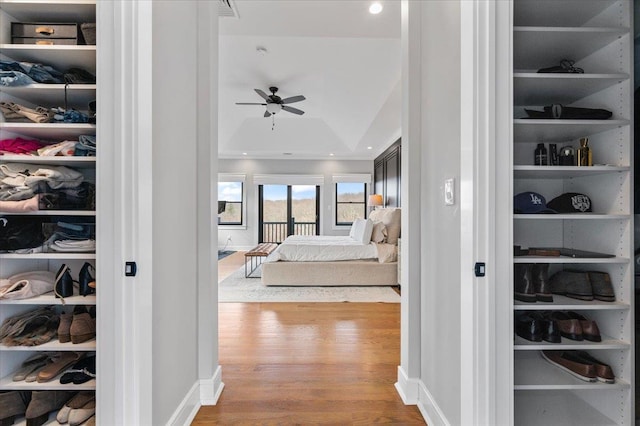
<box><xmin>514</xmin><ymin>192</ymin><xmax>557</xmax><ymax>214</ymax></box>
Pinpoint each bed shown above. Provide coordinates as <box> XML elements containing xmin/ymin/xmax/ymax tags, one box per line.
<box><xmin>261</xmin><ymin>208</ymin><xmax>400</xmax><ymax>286</ymax></box>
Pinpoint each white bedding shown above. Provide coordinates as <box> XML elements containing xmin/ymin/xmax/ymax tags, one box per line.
<box><xmin>266</xmin><ymin>235</ymin><xmax>379</xmax><ymax>262</ymax></box>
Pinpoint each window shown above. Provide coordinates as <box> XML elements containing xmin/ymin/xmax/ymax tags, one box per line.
<box><xmin>218</xmin><ymin>181</ymin><xmax>243</xmax><ymax>225</ymax></box>
<box><xmin>335</xmin><ymin>182</ymin><xmax>366</xmax><ymax>225</ymax></box>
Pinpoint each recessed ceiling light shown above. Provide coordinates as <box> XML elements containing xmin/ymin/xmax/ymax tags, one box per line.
<box><xmin>256</xmin><ymin>46</ymin><xmax>268</xmax><ymax>54</ymax></box>
<box><xmin>242</xmin><ymin>152</ymin><xmax>247</xmax><ymax>155</ymax></box>
<box><xmin>283</xmin><ymin>152</ymin><xmax>293</xmax><ymax>156</ymax></box>
<box><xmin>367</xmin><ymin>146</ymin><xmax>373</xmax><ymax>150</ymax></box>
<box><xmin>329</xmin><ymin>153</ymin><xmax>335</xmax><ymax>156</ymax></box>
<box><xmin>369</xmin><ymin>2</ymin><xmax>383</xmax><ymax>14</ymax></box>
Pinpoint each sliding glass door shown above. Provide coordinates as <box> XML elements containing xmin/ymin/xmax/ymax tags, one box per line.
<box><xmin>259</xmin><ymin>184</ymin><xmax>320</xmax><ymax>243</ymax></box>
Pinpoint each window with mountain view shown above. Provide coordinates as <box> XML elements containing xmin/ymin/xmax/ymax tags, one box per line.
<box><xmin>218</xmin><ymin>181</ymin><xmax>243</xmax><ymax>225</ymax></box>
<box><xmin>335</xmin><ymin>182</ymin><xmax>366</xmax><ymax>225</ymax></box>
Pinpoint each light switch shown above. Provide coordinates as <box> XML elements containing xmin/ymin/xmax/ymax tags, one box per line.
<box><xmin>444</xmin><ymin>178</ymin><xmax>455</xmax><ymax>205</ymax></box>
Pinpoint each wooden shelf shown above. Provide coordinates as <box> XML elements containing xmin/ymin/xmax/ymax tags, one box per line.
<box><xmin>0</xmin><ymin>338</ymin><xmax>95</xmax><ymax>352</ymax></box>
<box><xmin>514</xmin><ymin>334</ymin><xmax>628</xmax><ymax>350</ymax></box>
<box><xmin>0</xmin><ymin>155</ymin><xmax>95</xmax><ymax>167</ymax></box>
<box><xmin>513</xmin><ymin>0</ymin><xmax>618</xmax><ymax>27</ymax></box>
<box><xmin>514</xmin><ymin>73</ymin><xmax>628</xmax><ymax>106</ymax></box>
<box><xmin>0</xmin><ymin>122</ymin><xmax>95</xmax><ymax>140</ymax></box>
<box><xmin>0</xmin><ymin>294</ymin><xmax>95</xmax><ymax>305</ymax></box>
<box><xmin>0</xmin><ymin>45</ymin><xmax>96</xmax><ymax>73</ymax></box>
<box><xmin>513</xmin><ymin>27</ymin><xmax>628</xmax><ymax>71</ymax></box>
<box><xmin>514</xmin><ymin>352</ymin><xmax>629</xmax><ymax>390</ymax></box>
<box><xmin>514</xmin><ymin>214</ymin><xmax>629</xmax><ymax>220</ymax></box>
<box><xmin>1</xmin><ymin>84</ymin><xmax>96</xmax><ymax>109</ymax></box>
<box><xmin>0</xmin><ymin>253</ymin><xmax>96</xmax><ymax>259</ymax></box>
<box><xmin>513</xmin><ymin>119</ymin><xmax>629</xmax><ymax>142</ymax></box>
<box><xmin>514</xmin><ymin>295</ymin><xmax>629</xmax><ymax>310</ymax></box>
<box><xmin>0</xmin><ymin>374</ymin><xmax>95</xmax><ymax>391</ymax></box>
<box><xmin>513</xmin><ymin>165</ymin><xmax>629</xmax><ymax>179</ymax></box>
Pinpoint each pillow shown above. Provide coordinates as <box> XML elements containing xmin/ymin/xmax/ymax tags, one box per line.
<box><xmin>370</xmin><ymin>221</ymin><xmax>387</xmax><ymax>243</ymax></box>
<box><xmin>350</xmin><ymin>218</ymin><xmax>374</xmax><ymax>245</ymax></box>
<box><xmin>369</xmin><ymin>208</ymin><xmax>401</xmax><ymax>244</ymax></box>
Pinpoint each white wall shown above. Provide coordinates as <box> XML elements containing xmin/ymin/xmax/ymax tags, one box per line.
<box><xmin>218</xmin><ymin>158</ymin><xmax>373</xmax><ymax>249</ymax></box>
<box><xmin>419</xmin><ymin>1</ymin><xmax>462</xmax><ymax>424</ymax></box>
<box><xmin>151</xmin><ymin>2</ymin><xmax>200</xmax><ymax>424</ymax></box>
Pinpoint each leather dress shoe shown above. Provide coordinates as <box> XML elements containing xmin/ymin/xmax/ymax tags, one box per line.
<box><xmin>515</xmin><ymin>313</ymin><xmax>543</xmax><ymax>342</ymax></box>
<box><xmin>514</xmin><ymin>264</ymin><xmax>536</xmax><ymax>303</ymax></box>
<box><xmin>588</xmin><ymin>271</ymin><xmax>615</xmax><ymax>302</ymax></box>
<box><xmin>565</xmin><ymin>311</ymin><xmax>601</xmax><ymax>342</ymax></box>
<box><xmin>573</xmin><ymin>351</ymin><xmax>615</xmax><ymax>383</ymax></box>
<box><xmin>546</xmin><ymin>311</ymin><xmax>583</xmax><ymax>341</ymax></box>
<box><xmin>541</xmin><ymin>350</ymin><xmax>596</xmax><ymax>382</ymax></box>
<box><xmin>529</xmin><ymin>311</ymin><xmax>560</xmax><ymax>343</ymax></box>
<box><xmin>531</xmin><ymin>263</ymin><xmax>552</xmax><ymax>302</ymax></box>
<box><xmin>549</xmin><ymin>270</ymin><xmax>593</xmax><ymax>301</ymax></box>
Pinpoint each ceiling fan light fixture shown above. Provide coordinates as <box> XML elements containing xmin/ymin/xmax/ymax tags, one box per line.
<box><xmin>266</xmin><ymin>103</ymin><xmax>282</xmax><ymax>114</ymax></box>
<box><xmin>369</xmin><ymin>2</ymin><xmax>383</xmax><ymax>14</ymax></box>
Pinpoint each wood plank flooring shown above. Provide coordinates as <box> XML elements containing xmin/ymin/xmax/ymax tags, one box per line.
<box><xmin>192</xmin><ymin>252</ymin><xmax>424</xmax><ymax>425</ymax></box>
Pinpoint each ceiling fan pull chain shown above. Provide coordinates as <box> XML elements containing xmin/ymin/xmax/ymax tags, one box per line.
<box><xmin>272</xmin><ymin>114</ymin><xmax>275</xmax><ymax>130</ymax></box>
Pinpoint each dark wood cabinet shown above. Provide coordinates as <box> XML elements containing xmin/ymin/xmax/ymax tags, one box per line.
<box><xmin>373</xmin><ymin>139</ymin><xmax>401</xmax><ymax>208</ymax></box>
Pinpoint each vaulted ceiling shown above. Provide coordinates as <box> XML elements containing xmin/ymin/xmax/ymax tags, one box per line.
<box><xmin>218</xmin><ymin>0</ymin><xmax>401</xmax><ymax>160</ymax></box>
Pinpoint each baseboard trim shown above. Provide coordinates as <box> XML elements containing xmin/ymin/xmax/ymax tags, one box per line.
<box><xmin>166</xmin><ymin>382</ymin><xmax>201</xmax><ymax>426</ymax></box>
<box><xmin>417</xmin><ymin>379</ymin><xmax>450</xmax><ymax>426</ymax></box>
<box><xmin>200</xmin><ymin>365</ymin><xmax>225</xmax><ymax>405</ymax></box>
<box><xmin>394</xmin><ymin>365</ymin><xmax>419</xmax><ymax>404</ymax></box>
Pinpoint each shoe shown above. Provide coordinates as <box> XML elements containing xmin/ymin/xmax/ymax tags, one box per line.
<box><xmin>12</xmin><ymin>353</ymin><xmax>50</xmax><ymax>382</ymax></box>
<box><xmin>588</xmin><ymin>271</ymin><xmax>615</xmax><ymax>302</ymax></box>
<box><xmin>573</xmin><ymin>351</ymin><xmax>615</xmax><ymax>383</ymax></box>
<box><xmin>565</xmin><ymin>311</ymin><xmax>601</xmax><ymax>342</ymax></box>
<box><xmin>58</xmin><ymin>312</ymin><xmax>73</xmax><ymax>343</ymax></box>
<box><xmin>60</xmin><ymin>354</ymin><xmax>95</xmax><ymax>385</ymax></box>
<box><xmin>541</xmin><ymin>350</ymin><xmax>596</xmax><ymax>382</ymax></box>
<box><xmin>529</xmin><ymin>312</ymin><xmax>560</xmax><ymax>343</ymax></box>
<box><xmin>68</xmin><ymin>397</ymin><xmax>95</xmax><ymax>426</ymax></box>
<box><xmin>56</xmin><ymin>391</ymin><xmax>94</xmax><ymax>424</ymax></box>
<box><xmin>0</xmin><ymin>391</ymin><xmax>31</xmax><ymax>426</ymax></box>
<box><xmin>514</xmin><ymin>264</ymin><xmax>536</xmax><ymax>302</ymax></box>
<box><xmin>515</xmin><ymin>313</ymin><xmax>542</xmax><ymax>342</ymax></box>
<box><xmin>549</xmin><ymin>270</ymin><xmax>593</xmax><ymax>301</ymax></box>
<box><xmin>546</xmin><ymin>311</ymin><xmax>583</xmax><ymax>341</ymax></box>
<box><xmin>531</xmin><ymin>263</ymin><xmax>552</xmax><ymax>302</ymax></box>
<box><xmin>25</xmin><ymin>391</ymin><xmax>74</xmax><ymax>426</ymax></box>
<box><xmin>36</xmin><ymin>352</ymin><xmax>82</xmax><ymax>383</ymax></box>
<box><xmin>54</xmin><ymin>264</ymin><xmax>74</xmax><ymax>300</ymax></box>
<box><xmin>70</xmin><ymin>306</ymin><xmax>96</xmax><ymax>344</ymax></box>
<box><xmin>78</xmin><ymin>263</ymin><xmax>95</xmax><ymax>297</ymax></box>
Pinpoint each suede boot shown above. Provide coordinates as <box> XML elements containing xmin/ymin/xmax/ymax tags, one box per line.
<box><xmin>514</xmin><ymin>263</ymin><xmax>536</xmax><ymax>302</ymax></box>
<box><xmin>70</xmin><ymin>307</ymin><xmax>96</xmax><ymax>344</ymax></box>
<box><xmin>0</xmin><ymin>390</ymin><xmax>31</xmax><ymax>426</ymax></box>
<box><xmin>58</xmin><ymin>312</ymin><xmax>73</xmax><ymax>343</ymax></box>
<box><xmin>25</xmin><ymin>391</ymin><xmax>74</xmax><ymax>426</ymax></box>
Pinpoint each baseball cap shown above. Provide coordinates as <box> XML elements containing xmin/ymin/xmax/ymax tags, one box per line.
<box><xmin>514</xmin><ymin>192</ymin><xmax>556</xmax><ymax>214</ymax></box>
<box><xmin>547</xmin><ymin>193</ymin><xmax>592</xmax><ymax>213</ymax></box>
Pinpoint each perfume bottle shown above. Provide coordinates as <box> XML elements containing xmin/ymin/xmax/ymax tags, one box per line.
<box><xmin>576</xmin><ymin>137</ymin><xmax>592</xmax><ymax>166</ymax></box>
<box><xmin>534</xmin><ymin>143</ymin><xmax>548</xmax><ymax>165</ymax></box>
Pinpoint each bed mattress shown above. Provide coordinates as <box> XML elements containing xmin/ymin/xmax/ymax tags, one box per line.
<box><xmin>266</xmin><ymin>235</ymin><xmax>378</xmax><ymax>262</ymax></box>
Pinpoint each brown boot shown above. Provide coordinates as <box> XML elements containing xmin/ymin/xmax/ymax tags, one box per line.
<box><xmin>0</xmin><ymin>391</ymin><xmax>31</xmax><ymax>426</ymax></box>
<box><xmin>58</xmin><ymin>312</ymin><xmax>72</xmax><ymax>343</ymax></box>
<box><xmin>25</xmin><ymin>391</ymin><xmax>74</xmax><ymax>426</ymax></box>
<box><xmin>70</xmin><ymin>309</ymin><xmax>96</xmax><ymax>344</ymax></box>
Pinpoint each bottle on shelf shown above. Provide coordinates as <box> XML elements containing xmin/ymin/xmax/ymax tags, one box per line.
<box><xmin>534</xmin><ymin>143</ymin><xmax>548</xmax><ymax>166</ymax></box>
<box><xmin>576</xmin><ymin>137</ymin><xmax>592</xmax><ymax>167</ymax></box>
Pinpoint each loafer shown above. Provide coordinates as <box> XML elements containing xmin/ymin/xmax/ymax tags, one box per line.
<box><xmin>515</xmin><ymin>313</ymin><xmax>542</xmax><ymax>342</ymax></box>
<box><xmin>541</xmin><ymin>350</ymin><xmax>596</xmax><ymax>382</ymax></box>
<box><xmin>57</xmin><ymin>391</ymin><xmax>95</xmax><ymax>424</ymax></box>
<box><xmin>573</xmin><ymin>351</ymin><xmax>615</xmax><ymax>383</ymax></box>
<box><xmin>529</xmin><ymin>311</ymin><xmax>560</xmax><ymax>343</ymax></box>
<box><xmin>68</xmin><ymin>397</ymin><xmax>95</xmax><ymax>426</ymax></box>
<box><xmin>514</xmin><ymin>264</ymin><xmax>536</xmax><ymax>303</ymax></box>
<box><xmin>565</xmin><ymin>311</ymin><xmax>601</xmax><ymax>342</ymax></box>
<box><xmin>532</xmin><ymin>263</ymin><xmax>552</xmax><ymax>302</ymax></box>
<box><xmin>588</xmin><ymin>271</ymin><xmax>615</xmax><ymax>302</ymax></box>
<box><xmin>546</xmin><ymin>311</ymin><xmax>583</xmax><ymax>341</ymax></box>
<box><xmin>549</xmin><ymin>270</ymin><xmax>593</xmax><ymax>301</ymax></box>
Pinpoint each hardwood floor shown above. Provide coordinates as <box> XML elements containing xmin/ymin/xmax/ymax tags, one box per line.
<box><xmin>192</xmin><ymin>253</ymin><xmax>424</xmax><ymax>425</ymax></box>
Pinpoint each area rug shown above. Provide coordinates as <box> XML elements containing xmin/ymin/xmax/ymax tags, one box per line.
<box><xmin>218</xmin><ymin>266</ymin><xmax>400</xmax><ymax>303</ymax></box>
<box><xmin>218</xmin><ymin>250</ymin><xmax>235</xmax><ymax>260</ymax></box>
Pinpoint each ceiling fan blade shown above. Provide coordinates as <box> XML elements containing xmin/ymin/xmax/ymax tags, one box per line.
<box><xmin>282</xmin><ymin>105</ymin><xmax>305</xmax><ymax>115</ymax></box>
<box><xmin>236</xmin><ymin>102</ymin><xmax>267</xmax><ymax>105</ymax></box>
<box><xmin>264</xmin><ymin>111</ymin><xmax>272</xmax><ymax>117</ymax></box>
<box><xmin>255</xmin><ymin>89</ymin><xmax>270</xmax><ymax>101</ymax></box>
<box><xmin>281</xmin><ymin>95</ymin><xmax>306</xmax><ymax>104</ymax></box>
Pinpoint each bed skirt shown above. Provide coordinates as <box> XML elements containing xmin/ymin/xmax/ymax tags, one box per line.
<box><xmin>261</xmin><ymin>260</ymin><xmax>397</xmax><ymax>286</ymax></box>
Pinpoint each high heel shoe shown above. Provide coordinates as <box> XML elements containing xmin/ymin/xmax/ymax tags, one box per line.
<box><xmin>54</xmin><ymin>264</ymin><xmax>74</xmax><ymax>300</ymax></box>
<box><xmin>78</xmin><ymin>262</ymin><xmax>95</xmax><ymax>296</ymax></box>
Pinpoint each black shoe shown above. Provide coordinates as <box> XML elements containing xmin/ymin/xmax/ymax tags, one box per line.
<box><xmin>529</xmin><ymin>311</ymin><xmax>561</xmax><ymax>343</ymax></box>
<box><xmin>515</xmin><ymin>313</ymin><xmax>543</xmax><ymax>342</ymax></box>
<box><xmin>514</xmin><ymin>264</ymin><xmax>536</xmax><ymax>303</ymax></box>
<box><xmin>78</xmin><ymin>262</ymin><xmax>95</xmax><ymax>296</ymax></box>
<box><xmin>531</xmin><ymin>264</ymin><xmax>553</xmax><ymax>302</ymax></box>
<box><xmin>55</xmin><ymin>264</ymin><xmax>74</xmax><ymax>299</ymax></box>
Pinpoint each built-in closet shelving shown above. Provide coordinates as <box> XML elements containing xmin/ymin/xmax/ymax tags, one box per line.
<box><xmin>0</xmin><ymin>0</ymin><xmax>97</xmax><ymax>422</ymax></box>
<box><xmin>511</xmin><ymin>0</ymin><xmax>633</xmax><ymax>424</ymax></box>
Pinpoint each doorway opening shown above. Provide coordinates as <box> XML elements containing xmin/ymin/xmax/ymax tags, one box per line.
<box><xmin>258</xmin><ymin>184</ymin><xmax>320</xmax><ymax>243</ymax></box>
